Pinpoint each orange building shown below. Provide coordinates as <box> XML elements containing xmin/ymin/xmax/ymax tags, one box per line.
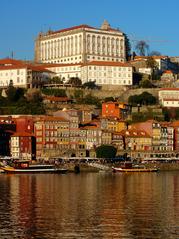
<box><xmin>102</xmin><ymin>102</ymin><xmax>131</xmax><ymax>119</ymax></box>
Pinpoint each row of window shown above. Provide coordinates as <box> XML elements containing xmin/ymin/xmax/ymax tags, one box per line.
<box><xmin>0</xmin><ymin>79</ymin><xmax>25</xmax><ymax>86</ymax></box>
<box><xmin>97</xmin><ymin>79</ymin><xmax>132</xmax><ymax>85</ymax></box>
<box><xmin>0</xmin><ymin>70</ymin><xmax>24</xmax><ymax>77</ymax></box>
<box><xmin>50</xmin><ymin>64</ymin><xmax>130</xmax><ymax>73</ymax></box>
<box><xmin>41</xmin><ymin>35</ymin><xmax>123</xmax><ymax>47</ymax></box>
<box><xmin>165</xmin><ymin>101</ymin><xmax>179</xmax><ymax>104</ymax></box>
<box><xmin>43</xmin><ymin>56</ymin><xmax>82</xmax><ymax>63</ymax></box>
<box><xmin>41</xmin><ymin>48</ymin><xmax>83</xmax><ymax>59</ymax></box>
<box><xmin>88</xmin><ymin>72</ymin><xmax>131</xmax><ymax>77</ymax></box>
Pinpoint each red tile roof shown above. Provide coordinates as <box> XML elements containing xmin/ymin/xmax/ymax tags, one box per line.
<box><xmin>44</xmin><ymin>24</ymin><xmax>122</xmax><ymax>36</ymax></box>
<box><xmin>162</xmin><ymin>98</ymin><xmax>179</xmax><ymax>101</ymax></box>
<box><xmin>159</xmin><ymin>122</ymin><xmax>173</xmax><ymax>127</ymax></box>
<box><xmin>0</xmin><ymin>64</ymin><xmax>52</xmax><ymax>73</ymax></box>
<box><xmin>171</xmin><ymin>121</ymin><xmax>179</xmax><ymax>127</ymax></box>
<box><xmin>52</xmin><ymin>25</ymin><xmax>95</xmax><ymax>35</ymax></box>
<box><xmin>163</xmin><ymin>70</ymin><xmax>173</xmax><ymax>74</ymax></box>
<box><xmin>0</xmin><ymin>58</ymin><xmax>25</xmax><ymax>66</ymax></box>
<box><xmin>160</xmin><ymin>88</ymin><xmax>179</xmax><ymax>91</ymax></box>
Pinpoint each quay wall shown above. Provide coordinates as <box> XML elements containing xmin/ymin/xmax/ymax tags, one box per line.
<box><xmin>145</xmin><ymin>162</ymin><xmax>179</xmax><ymax>171</ymax></box>
<box><xmin>36</xmin><ymin>157</ymin><xmax>179</xmax><ymax>172</ymax></box>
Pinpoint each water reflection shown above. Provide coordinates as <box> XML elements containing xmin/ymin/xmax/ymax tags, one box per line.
<box><xmin>0</xmin><ymin>172</ymin><xmax>179</xmax><ymax>238</ymax></box>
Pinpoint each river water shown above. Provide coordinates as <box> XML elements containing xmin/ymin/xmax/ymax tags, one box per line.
<box><xmin>0</xmin><ymin>171</ymin><xmax>179</xmax><ymax>239</ymax></box>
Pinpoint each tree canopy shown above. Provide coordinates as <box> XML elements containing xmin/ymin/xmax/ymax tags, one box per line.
<box><xmin>83</xmin><ymin>81</ymin><xmax>100</xmax><ymax>89</ymax></box>
<box><xmin>128</xmin><ymin>92</ymin><xmax>157</xmax><ymax>106</ymax></box>
<box><xmin>124</xmin><ymin>34</ymin><xmax>131</xmax><ymax>60</ymax></box>
<box><xmin>50</xmin><ymin>76</ymin><xmax>63</xmax><ymax>84</ymax></box>
<box><xmin>41</xmin><ymin>88</ymin><xmax>67</xmax><ymax>97</ymax></box>
<box><xmin>67</xmin><ymin>77</ymin><xmax>82</xmax><ymax>86</ymax></box>
<box><xmin>96</xmin><ymin>145</ymin><xmax>117</xmax><ymax>158</ymax></box>
<box><xmin>139</xmin><ymin>78</ymin><xmax>154</xmax><ymax>88</ymax></box>
<box><xmin>104</xmin><ymin>97</ymin><xmax>115</xmax><ymax>102</ymax></box>
<box><xmin>146</xmin><ymin>56</ymin><xmax>158</xmax><ymax>70</ymax></box>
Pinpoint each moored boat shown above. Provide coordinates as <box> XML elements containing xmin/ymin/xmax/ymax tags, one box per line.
<box><xmin>0</xmin><ymin>160</ymin><xmax>68</xmax><ymax>174</ymax></box>
<box><xmin>112</xmin><ymin>162</ymin><xmax>158</xmax><ymax>173</ymax></box>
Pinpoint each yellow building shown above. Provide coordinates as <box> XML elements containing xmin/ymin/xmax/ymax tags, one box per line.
<box><xmin>101</xmin><ymin>118</ymin><xmax>126</xmax><ymax>132</ymax></box>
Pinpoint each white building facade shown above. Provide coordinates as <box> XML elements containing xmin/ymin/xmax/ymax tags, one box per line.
<box><xmin>159</xmin><ymin>88</ymin><xmax>179</xmax><ymax>107</ymax></box>
<box><xmin>35</xmin><ymin>21</ymin><xmax>126</xmax><ymax>64</ymax></box>
<box><xmin>45</xmin><ymin>61</ymin><xmax>133</xmax><ymax>86</ymax></box>
<box><xmin>0</xmin><ymin>59</ymin><xmax>52</xmax><ymax>88</ymax></box>
<box><xmin>81</xmin><ymin>61</ymin><xmax>133</xmax><ymax>85</ymax></box>
<box><xmin>45</xmin><ymin>63</ymin><xmax>82</xmax><ymax>81</ymax></box>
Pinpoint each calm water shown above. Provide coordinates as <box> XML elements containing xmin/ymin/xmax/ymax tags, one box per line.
<box><xmin>0</xmin><ymin>172</ymin><xmax>179</xmax><ymax>239</ymax></box>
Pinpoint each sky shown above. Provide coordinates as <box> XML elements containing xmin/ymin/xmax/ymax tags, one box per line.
<box><xmin>0</xmin><ymin>0</ymin><xmax>179</xmax><ymax>60</ymax></box>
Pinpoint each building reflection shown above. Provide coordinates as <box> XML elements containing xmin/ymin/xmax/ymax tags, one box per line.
<box><xmin>0</xmin><ymin>172</ymin><xmax>179</xmax><ymax>238</ymax></box>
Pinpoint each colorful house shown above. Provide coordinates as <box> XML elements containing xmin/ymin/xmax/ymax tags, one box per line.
<box><xmin>10</xmin><ymin>132</ymin><xmax>35</xmax><ymax>160</ymax></box>
<box><xmin>120</xmin><ymin>129</ymin><xmax>152</xmax><ymax>159</ymax></box>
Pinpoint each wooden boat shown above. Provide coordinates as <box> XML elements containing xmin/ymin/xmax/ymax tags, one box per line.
<box><xmin>112</xmin><ymin>162</ymin><xmax>158</xmax><ymax>173</ymax></box>
<box><xmin>0</xmin><ymin>160</ymin><xmax>68</xmax><ymax>174</ymax></box>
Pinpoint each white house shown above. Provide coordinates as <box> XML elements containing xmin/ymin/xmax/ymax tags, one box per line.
<box><xmin>159</xmin><ymin>88</ymin><xmax>179</xmax><ymax>107</ymax></box>
<box><xmin>0</xmin><ymin>58</ymin><xmax>53</xmax><ymax>88</ymax></box>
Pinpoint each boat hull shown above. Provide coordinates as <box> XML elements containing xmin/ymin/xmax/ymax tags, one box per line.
<box><xmin>1</xmin><ymin>166</ymin><xmax>68</xmax><ymax>174</ymax></box>
<box><xmin>112</xmin><ymin>167</ymin><xmax>158</xmax><ymax>173</ymax></box>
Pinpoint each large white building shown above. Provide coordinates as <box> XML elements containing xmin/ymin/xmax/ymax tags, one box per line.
<box><xmin>45</xmin><ymin>61</ymin><xmax>133</xmax><ymax>86</ymax></box>
<box><xmin>0</xmin><ymin>58</ymin><xmax>53</xmax><ymax>88</ymax></box>
<box><xmin>81</xmin><ymin>61</ymin><xmax>132</xmax><ymax>85</ymax></box>
<box><xmin>35</xmin><ymin>20</ymin><xmax>126</xmax><ymax>64</ymax></box>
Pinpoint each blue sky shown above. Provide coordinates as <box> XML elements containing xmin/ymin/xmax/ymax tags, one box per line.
<box><xmin>0</xmin><ymin>0</ymin><xmax>179</xmax><ymax>60</ymax></box>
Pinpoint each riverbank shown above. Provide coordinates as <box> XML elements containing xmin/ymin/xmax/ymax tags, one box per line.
<box><xmin>58</xmin><ymin>161</ymin><xmax>179</xmax><ymax>172</ymax></box>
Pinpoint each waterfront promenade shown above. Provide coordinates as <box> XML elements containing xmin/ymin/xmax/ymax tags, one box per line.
<box><xmin>36</xmin><ymin>156</ymin><xmax>179</xmax><ymax>172</ymax></box>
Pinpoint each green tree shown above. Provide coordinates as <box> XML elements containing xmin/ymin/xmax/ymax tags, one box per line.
<box><xmin>124</xmin><ymin>33</ymin><xmax>131</xmax><ymax>60</ymax></box>
<box><xmin>83</xmin><ymin>81</ymin><xmax>99</xmax><ymax>89</ymax></box>
<box><xmin>139</xmin><ymin>74</ymin><xmax>154</xmax><ymax>88</ymax></box>
<box><xmin>6</xmin><ymin>83</ymin><xmax>25</xmax><ymax>103</ymax></box>
<box><xmin>74</xmin><ymin>90</ymin><xmax>84</xmax><ymax>103</ymax></box>
<box><xmin>83</xmin><ymin>94</ymin><xmax>101</xmax><ymax>107</ymax></box>
<box><xmin>128</xmin><ymin>92</ymin><xmax>157</xmax><ymax>106</ymax></box>
<box><xmin>6</xmin><ymin>81</ymin><xmax>17</xmax><ymax>102</ymax></box>
<box><xmin>42</xmin><ymin>88</ymin><xmax>67</xmax><ymax>97</ymax></box>
<box><xmin>104</xmin><ymin>97</ymin><xmax>115</xmax><ymax>102</ymax></box>
<box><xmin>50</xmin><ymin>76</ymin><xmax>63</xmax><ymax>84</ymax></box>
<box><xmin>96</xmin><ymin>145</ymin><xmax>117</xmax><ymax>158</ymax></box>
<box><xmin>139</xmin><ymin>92</ymin><xmax>157</xmax><ymax>105</ymax></box>
<box><xmin>128</xmin><ymin>94</ymin><xmax>141</xmax><ymax>106</ymax></box>
<box><xmin>67</xmin><ymin>77</ymin><xmax>82</xmax><ymax>86</ymax></box>
<box><xmin>135</xmin><ymin>40</ymin><xmax>149</xmax><ymax>56</ymax></box>
<box><xmin>139</xmin><ymin>79</ymin><xmax>153</xmax><ymax>88</ymax></box>
<box><xmin>146</xmin><ymin>56</ymin><xmax>158</xmax><ymax>70</ymax></box>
